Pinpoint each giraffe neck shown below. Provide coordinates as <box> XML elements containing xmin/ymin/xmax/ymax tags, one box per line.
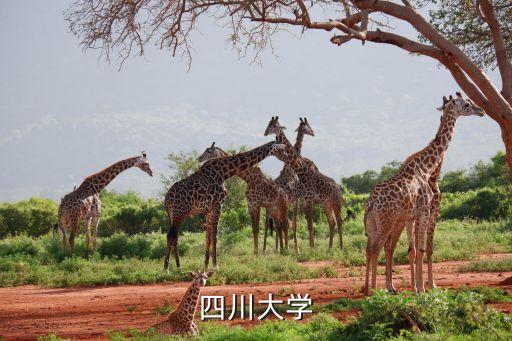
<box><xmin>275</xmin><ymin>130</ymin><xmax>295</xmax><ymax>154</ymax></box>
<box><xmin>237</xmin><ymin>166</ymin><xmax>265</xmax><ymax>184</ymax></box>
<box><xmin>294</xmin><ymin>129</ymin><xmax>305</xmax><ymax>155</ymax></box>
<box><xmin>209</xmin><ymin>142</ymin><xmax>277</xmax><ymax>180</ymax></box>
<box><xmin>408</xmin><ymin>112</ymin><xmax>457</xmax><ymax>175</ymax></box>
<box><xmin>173</xmin><ymin>281</ymin><xmax>201</xmax><ymax>323</ymax></box>
<box><xmin>77</xmin><ymin>157</ymin><xmax>140</xmax><ymax>196</ymax></box>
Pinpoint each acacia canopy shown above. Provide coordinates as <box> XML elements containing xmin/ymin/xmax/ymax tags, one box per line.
<box><xmin>66</xmin><ymin>0</ymin><xmax>512</xmax><ymax>172</ymax></box>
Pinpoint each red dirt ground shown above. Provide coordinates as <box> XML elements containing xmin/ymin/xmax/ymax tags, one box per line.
<box><xmin>1</xmin><ymin>254</ymin><xmax>512</xmax><ymax>340</ymax></box>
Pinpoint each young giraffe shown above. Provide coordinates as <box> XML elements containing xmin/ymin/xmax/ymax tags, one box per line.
<box><xmin>56</xmin><ymin>153</ymin><xmax>153</xmax><ymax>258</ymax></box>
<box><xmin>364</xmin><ymin>93</ymin><xmax>484</xmax><ymax>295</ymax></box>
<box><xmin>265</xmin><ymin>117</ymin><xmax>344</xmax><ymax>251</ymax></box>
<box><xmin>151</xmin><ymin>270</ymin><xmax>213</xmax><ymax>335</ymax></box>
<box><xmin>164</xmin><ymin>140</ymin><xmax>286</xmax><ymax>271</ymax></box>
<box><xmin>198</xmin><ymin>143</ymin><xmax>289</xmax><ymax>254</ymax></box>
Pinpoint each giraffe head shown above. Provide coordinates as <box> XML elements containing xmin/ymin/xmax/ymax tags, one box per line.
<box><xmin>296</xmin><ymin>117</ymin><xmax>314</xmax><ymax>136</ymax></box>
<box><xmin>198</xmin><ymin>142</ymin><xmax>229</xmax><ymax>162</ymax></box>
<box><xmin>264</xmin><ymin>116</ymin><xmax>286</xmax><ymax>136</ymax></box>
<box><xmin>437</xmin><ymin>92</ymin><xmax>484</xmax><ymax>117</ymax></box>
<box><xmin>134</xmin><ymin>152</ymin><xmax>153</xmax><ymax>177</ymax></box>
<box><xmin>188</xmin><ymin>269</ymin><xmax>214</xmax><ymax>286</ymax></box>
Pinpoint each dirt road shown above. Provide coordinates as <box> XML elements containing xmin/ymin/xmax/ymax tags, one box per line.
<box><xmin>1</xmin><ymin>254</ymin><xmax>512</xmax><ymax>340</ymax></box>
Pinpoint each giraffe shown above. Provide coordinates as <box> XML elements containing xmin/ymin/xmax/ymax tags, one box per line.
<box><xmin>364</xmin><ymin>93</ymin><xmax>484</xmax><ymax>295</ymax></box>
<box><xmin>164</xmin><ymin>140</ymin><xmax>286</xmax><ymax>271</ymax></box>
<box><xmin>151</xmin><ymin>270</ymin><xmax>213</xmax><ymax>335</ymax></box>
<box><xmin>53</xmin><ymin>191</ymin><xmax>100</xmax><ymax>253</ymax></box>
<box><xmin>56</xmin><ymin>153</ymin><xmax>153</xmax><ymax>258</ymax></box>
<box><xmin>198</xmin><ymin>143</ymin><xmax>289</xmax><ymax>254</ymax></box>
<box><xmin>265</xmin><ymin>117</ymin><xmax>344</xmax><ymax>251</ymax></box>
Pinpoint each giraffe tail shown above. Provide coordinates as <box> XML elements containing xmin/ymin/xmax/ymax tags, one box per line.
<box><xmin>363</xmin><ymin>201</ymin><xmax>373</xmax><ymax>237</ymax></box>
<box><xmin>53</xmin><ymin>223</ymin><xmax>59</xmax><ymax>238</ymax></box>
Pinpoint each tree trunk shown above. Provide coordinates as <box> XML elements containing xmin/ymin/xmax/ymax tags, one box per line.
<box><xmin>500</xmin><ymin>117</ymin><xmax>512</xmax><ymax>177</ymax></box>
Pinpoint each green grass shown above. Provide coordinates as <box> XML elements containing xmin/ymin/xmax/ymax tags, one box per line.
<box><xmin>459</xmin><ymin>257</ymin><xmax>512</xmax><ymax>273</ymax></box>
<box><xmin>0</xmin><ymin>218</ymin><xmax>510</xmax><ymax>287</ymax></box>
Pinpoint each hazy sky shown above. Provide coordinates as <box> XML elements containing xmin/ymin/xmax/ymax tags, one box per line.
<box><xmin>0</xmin><ymin>1</ymin><xmax>504</xmax><ymax>202</ymax></box>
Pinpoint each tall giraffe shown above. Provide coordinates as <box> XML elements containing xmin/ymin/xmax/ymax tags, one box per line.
<box><xmin>56</xmin><ymin>153</ymin><xmax>153</xmax><ymax>258</ymax></box>
<box><xmin>265</xmin><ymin>117</ymin><xmax>344</xmax><ymax>251</ymax></box>
<box><xmin>364</xmin><ymin>93</ymin><xmax>484</xmax><ymax>295</ymax></box>
<box><xmin>164</xmin><ymin>140</ymin><xmax>285</xmax><ymax>270</ymax></box>
<box><xmin>198</xmin><ymin>143</ymin><xmax>289</xmax><ymax>254</ymax></box>
<box><xmin>152</xmin><ymin>270</ymin><xmax>213</xmax><ymax>335</ymax></box>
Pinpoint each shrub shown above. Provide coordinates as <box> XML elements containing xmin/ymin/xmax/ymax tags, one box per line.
<box><xmin>339</xmin><ymin>289</ymin><xmax>512</xmax><ymax>339</ymax></box>
<box><xmin>0</xmin><ymin>198</ymin><xmax>57</xmax><ymax>238</ymax></box>
<box><xmin>440</xmin><ymin>186</ymin><xmax>512</xmax><ymax>221</ymax></box>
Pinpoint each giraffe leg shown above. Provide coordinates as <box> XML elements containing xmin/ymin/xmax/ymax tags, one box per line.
<box><xmin>204</xmin><ymin>231</ymin><xmax>211</xmax><ymax>271</ymax></box>
<box><xmin>415</xmin><ymin>210</ymin><xmax>430</xmax><ymax>293</ymax></box>
<box><xmin>427</xmin><ymin>191</ymin><xmax>440</xmax><ymax>289</ymax></box>
<box><xmin>283</xmin><ymin>211</ymin><xmax>290</xmax><ymax>252</ymax></box>
<box><xmin>364</xmin><ymin>211</ymin><xmax>389</xmax><ymax>295</ymax></box>
<box><xmin>323</xmin><ymin>206</ymin><xmax>335</xmax><ymax>251</ymax></box>
<box><xmin>426</xmin><ymin>229</ymin><xmax>436</xmax><ymax>289</ymax></box>
<box><xmin>190</xmin><ymin>321</ymin><xmax>199</xmax><ymax>334</ymax></box>
<box><xmin>60</xmin><ymin>222</ymin><xmax>67</xmax><ymax>257</ymax></box>
<box><xmin>333</xmin><ymin>201</ymin><xmax>343</xmax><ymax>249</ymax></box>
<box><xmin>364</xmin><ymin>211</ymin><xmax>379</xmax><ymax>296</ymax></box>
<box><xmin>304</xmin><ymin>202</ymin><xmax>314</xmax><ymax>248</ymax></box>
<box><xmin>164</xmin><ymin>215</ymin><xmax>183</xmax><ymax>271</ymax></box>
<box><xmin>263</xmin><ymin>214</ymin><xmax>269</xmax><ymax>255</ymax></box>
<box><xmin>68</xmin><ymin>227</ymin><xmax>77</xmax><ymax>256</ymax></box>
<box><xmin>292</xmin><ymin>201</ymin><xmax>299</xmax><ymax>254</ymax></box>
<box><xmin>84</xmin><ymin>217</ymin><xmax>92</xmax><ymax>260</ymax></box>
<box><xmin>405</xmin><ymin>220</ymin><xmax>417</xmax><ymax>293</ymax></box>
<box><xmin>205</xmin><ymin>208</ymin><xmax>221</xmax><ymax>270</ymax></box>
<box><xmin>384</xmin><ymin>223</ymin><xmax>403</xmax><ymax>294</ymax></box>
<box><xmin>91</xmin><ymin>216</ymin><xmax>100</xmax><ymax>253</ymax></box>
<box><xmin>249</xmin><ymin>205</ymin><xmax>260</xmax><ymax>255</ymax></box>
<box><xmin>277</xmin><ymin>219</ymin><xmax>284</xmax><ymax>254</ymax></box>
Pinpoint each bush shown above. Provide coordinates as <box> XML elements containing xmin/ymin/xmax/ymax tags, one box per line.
<box><xmin>440</xmin><ymin>186</ymin><xmax>512</xmax><ymax>221</ymax></box>
<box><xmin>0</xmin><ymin>198</ymin><xmax>57</xmax><ymax>238</ymax></box>
<box><xmin>339</xmin><ymin>289</ymin><xmax>512</xmax><ymax>339</ymax></box>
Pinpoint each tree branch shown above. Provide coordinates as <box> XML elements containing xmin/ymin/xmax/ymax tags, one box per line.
<box><xmin>476</xmin><ymin>0</ymin><xmax>512</xmax><ymax>100</ymax></box>
<box><xmin>350</xmin><ymin>0</ymin><xmax>511</xmax><ymax>116</ymax></box>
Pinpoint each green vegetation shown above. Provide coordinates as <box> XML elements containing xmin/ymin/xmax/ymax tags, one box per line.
<box><xmin>104</xmin><ymin>289</ymin><xmax>512</xmax><ymax>340</ymax></box>
<box><xmin>460</xmin><ymin>257</ymin><xmax>512</xmax><ymax>273</ymax></box>
<box><xmin>0</xmin><ymin>217</ymin><xmax>510</xmax><ymax>287</ymax></box>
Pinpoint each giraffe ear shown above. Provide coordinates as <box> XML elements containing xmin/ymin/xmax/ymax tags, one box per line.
<box><xmin>206</xmin><ymin>271</ymin><xmax>214</xmax><ymax>278</ymax></box>
<box><xmin>188</xmin><ymin>271</ymin><xmax>195</xmax><ymax>278</ymax></box>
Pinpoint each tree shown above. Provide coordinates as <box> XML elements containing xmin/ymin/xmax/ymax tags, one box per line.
<box><xmin>65</xmin><ymin>0</ymin><xmax>512</xmax><ymax>174</ymax></box>
<box><xmin>342</xmin><ymin>160</ymin><xmax>401</xmax><ymax>193</ymax></box>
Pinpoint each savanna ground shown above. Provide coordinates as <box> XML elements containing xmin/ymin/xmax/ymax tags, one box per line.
<box><xmin>1</xmin><ymin>218</ymin><xmax>512</xmax><ymax>340</ymax></box>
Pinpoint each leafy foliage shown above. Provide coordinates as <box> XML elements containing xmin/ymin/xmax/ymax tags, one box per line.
<box><xmin>417</xmin><ymin>0</ymin><xmax>512</xmax><ymax>70</ymax></box>
<box><xmin>0</xmin><ymin>198</ymin><xmax>58</xmax><ymax>238</ymax></box>
<box><xmin>341</xmin><ymin>161</ymin><xmax>402</xmax><ymax>194</ymax></box>
<box><xmin>440</xmin><ymin>151</ymin><xmax>510</xmax><ymax>192</ymax></box>
<box><xmin>339</xmin><ymin>289</ymin><xmax>512</xmax><ymax>339</ymax></box>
